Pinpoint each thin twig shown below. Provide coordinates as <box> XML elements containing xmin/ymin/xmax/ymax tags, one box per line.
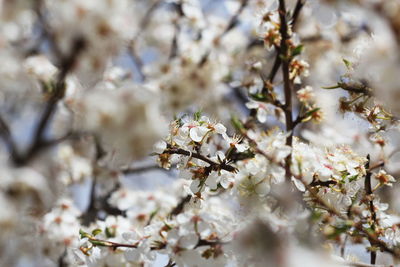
<box><xmin>128</xmin><ymin>0</ymin><xmax>162</xmax><ymax>82</ymax></box>
<box><xmin>133</xmin><ymin>0</ymin><xmax>163</xmax><ymax>41</ymax></box>
<box><xmin>169</xmin><ymin>195</ymin><xmax>191</xmax><ymax>217</ymax></box>
<box><xmin>267</xmin><ymin>51</ymin><xmax>282</xmax><ymax>83</ymax></box>
<box><xmin>169</xmin><ymin>1</ymin><xmax>184</xmax><ymax>60</ymax></box>
<box><xmin>220</xmin><ymin>0</ymin><xmax>248</xmax><ymax>38</ymax></box>
<box><xmin>278</xmin><ymin>0</ymin><xmax>294</xmax><ymax>146</ymax></box>
<box><xmin>161</xmin><ymin>147</ymin><xmax>237</xmax><ymax>173</ymax></box>
<box><xmin>128</xmin><ymin>44</ymin><xmax>146</xmax><ymax>82</ymax></box>
<box><xmin>16</xmin><ymin>38</ymin><xmax>85</xmax><ymax>166</ymax></box>
<box><xmin>369</xmin><ymin>161</ymin><xmax>384</xmax><ymax>171</ymax></box>
<box><xmin>122</xmin><ymin>165</ymin><xmax>165</xmax><ymax>174</ymax></box>
<box><xmin>365</xmin><ymin>155</ymin><xmax>377</xmax><ymax>265</ymax></box>
<box><xmin>344</xmin><ymin>262</ymin><xmax>390</xmax><ymax>267</ymax></box>
<box><xmin>0</xmin><ymin>114</ymin><xmax>21</xmax><ymax>161</ymax></box>
<box><xmin>81</xmin><ymin>175</ymin><xmax>98</xmax><ymax>226</ymax></box>
<box><xmin>198</xmin><ymin>0</ymin><xmax>249</xmax><ymax>66</ymax></box>
<box><xmin>291</xmin><ymin>0</ymin><xmax>305</xmax><ymax>27</ymax></box>
<box><xmin>267</xmin><ymin>0</ymin><xmax>305</xmax><ymax>83</ymax></box>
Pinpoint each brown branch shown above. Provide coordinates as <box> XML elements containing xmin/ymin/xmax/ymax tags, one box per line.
<box><xmin>162</xmin><ymin>147</ymin><xmax>237</xmax><ymax>173</ymax></box>
<box><xmin>128</xmin><ymin>44</ymin><xmax>146</xmax><ymax>82</ymax></box>
<box><xmin>169</xmin><ymin>195</ymin><xmax>191</xmax><ymax>217</ymax></box>
<box><xmin>57</xmin><ymin>249</ymin><xmax>67</xmax><ymax>267</ymax></box>
<box><xmin>100</xmin><ymin>183</ymin><xmax>125</xmax><ymax>218</ymax></box>
<box><xmin>86</xmin><ymin>237</ymin><xmax>138</xmax><ymax>249</ymax></box>
<box><xmin>169</xmin><ymin>2</ymin><xmax>185</xmax><ymax>60</ymax></box>
<box><xmin>364</xmin><ymin>155</ymin><xmax>377</xmax><ymax>265</ymax></box>
<box><xmin>266</xmin><ymin>0</ymin><xmax>305</xmax><ymax>83</ymax></box>
<box><xmin>0</xmin><ymin>114</ymin><xmax>21</xmax><ymax>161</ymax></box>
<box><xmin>81</xmin><ymin>138</ymin><xmax>125</xmax><ymax>225</ymax></box>
<box><xmin>337</xmin><ymin>82</ymin><xmax>373</xmax><ymax>97</ymax></box>
<box><xmin>198</xmin><ymin>0</ymin><xmax>248</xmax><ymax>67</ymax></box>
<box><xmin>15</xmin><ymin>38</ymin><xmax>85</xmax><ymax>166</ymax></box>
<box><xmin>122</xmin><ymin>164</ymin><xmax>166</xmax><ymax>175</ymax></box>
<box><xmin>244</xmin><ymin>124</ymin><xmax>399</xmax><ymax>261</ymax></box>
<box><xmin>369</xmin><ymin>161</ymin><xmax>384</xmax><ymax>171</ymax></box>
<box><xmin>81</xmin><ymin>175</ymin><xmax>98</xmax><ymax>226</ymax></box>
<box><xmin>291</xmin><ymin>0</ymin><xmax>305</xmax><ymax>27</ymax></box>
<box><xmin>277</xmin><ymin>0</ymin><xmax>296</xmax><ymax>184</ymax></box>
<box><xmin>128</xmin><ymin>1</ymin><xmax>162</xmax><ymax>82</ymax></box>
<box><xmin>84</xmin><ymin>234</ymin><xmax>225</xmax><ymax>252</ymax></box>
<box><xmin>309</xmin><ymin>180</ymin><xmax>337</xmax><ymax>187</ymax></box>
<box><xmin>267</xmin><ymin>52</ymin><xmax>282</xmax><ymax>83</ymax></box>
<box><xmin>194</xmin><ymin>239</ymin><xmax>227</xmax><ymax>249</ymax></box>
<box><xmin>278</xmin><ymin>0</ymin><xmax>294</xmax><ymax>145</ymax></box>
<box><xmin>293</xmin><ymin>113</ymin><xmax>303</xmax><ymax>128</ymax></box>
<box><xmin>134</xmin><ymin>0</ymin><xmax>162</xmax><ymax>40</ymax></box>
<box><xmin>220</xmin><ymin>0</ymin><xmax>248</xmax><ymax>38</ymax></box>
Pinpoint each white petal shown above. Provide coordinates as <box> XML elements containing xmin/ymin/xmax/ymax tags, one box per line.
<box><xmin>292</xmin><ymin>177</ymin><xmax>306</xmax><ymax>192</ymax></box>
<box><xmin>180</xmin><ymin>169</ymin><xmax>193</xmax><ymax>180</ymax></box>
<box><xmin>190</xmin><ymin>180</ymin><xmax>201</xmax><ymax>193</ymax></box>
<box><xmin>124</xmin><ymin>248</ymin><xmax>140</xmax><ymax>262</ymax></box>
<box><xmin>214</xmin><ymin>123</ymin><xmax>226</xmax><ymax>134</ymax></box>
<box><xmin>122</xmin><ymin>231</ymin><xmax>140</xmax><ymax>242</ymax></box>
<box><xmin>255</xmin><ymin>182</ymin><xmax>270</xmax><ymax>196</ymax></box>
<box><xmin>302</xmin><ymin>172</ymin><xmax>313</xmax><ymax>185</ymax></box>
<box><xmin>179</xmin><ymin>233</ymin><xmax>199</xmax><ymax>249</ymax></box>
<box><xmin>205</xmin><ymin>172</ymin><xmax>219</xmax><ymax>190</ymax></box>
<box><xmin>235</xmin><ymin>143</ymin><xmax>248</xmax><ymax>152</ymax></box>
<box><xmin>246</xmin><ymin>101</ymin><xmax>258</xmax><ymax>109</ymax></box>
<box><xmin>215</xmin><ymin>151</ymin><xmax>225</xmax><ymax>161</ymax></box>
<box><xmin>257</xmin><ymin>108</ymin><xmax>268</xmax><ymax>123</ymax></box>
<box><xmin>167</xmin><ymin>229</ymin><xmax>180</xmax><ymax>245</ymax></box>
<box><xmin>153</xmin><ymin>140</ymin><xmax>167</xmax><ymax>154</ymax></box>
<box><xmin>189</xmin><ymin>126</ymin><xmax>209</xmax><ymax>142</ymax></box>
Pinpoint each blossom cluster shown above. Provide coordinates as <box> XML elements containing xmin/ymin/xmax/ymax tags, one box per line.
<box><xmin>1</xmin><ymin>0</ymin><xmax>400</xmax><ymax>267</ymax></box>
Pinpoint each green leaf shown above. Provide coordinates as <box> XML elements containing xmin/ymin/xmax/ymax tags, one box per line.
<box><xmin>105</xmin><ymin>227</ymin><xmax>116</xmax><ymax>238</ymax></box>
<box><xmin>194</xmin><ymin>110</ymin><xmax>202</xmax><ymax>121</ymax></box>
<box><xmin>327</xmin><ymin>223</ymin><xmax>351</xmax><ymax>239</ymax></box>
<box><xmin>249</xmin><ymin>93</ymin><xmax>267</xmax><ymax>101</ymax></box>
<box><xmin>79</xmin><ymin>229</ymin><xmax>91</xmax><ymax>239</ymax></box>
<box><xmin>92</xmin><ymin>228</ymin><xmax>102</xmax><ymax>236</ymax></box>
<box><xmin>231</xmin><ymin>115</ymin><xmax>244</xmax><ymax>132</ymax></box>
<box><xmin>340</xmin><ymin>171</ymin><xmax>349</xmax><ymax>180</ymax></box>
<box><xmin>292</xmin><ymin>44</ymin><xmax>304</xmax><ymax>57</ymax></box>
<box><xmin>174</xmin><ymin>114</ymin><xmax>186</xmax><ymax>127</ymax></box>
<box><xmin>89</xmin><ymin>240</ymin><xmax>112</xmax><ymax>247</ymax></box>
<box><xmin>278</xmin><ymin>54</ymin><xmax>289</xmax><ymax>61</ymax></box>
<box><xmin>348</xmin><ymin>174</ymin><xmax>358</xmax><ymax>182</ymax></box>
<box><xmin>364</xmin><ymin>227</ymin><xmax>375</xmax><ymax>235</ymax></box>
<box><xmin>163</xmin><ymin>222</ymin><xmax>173</xmax><ymax>231</ymax></box>
<box><xmin>322</xmin><ymin>84</ymin><xmax>340</xmax><ymax>89</ymax></box>
<box><xmin>148</xmin><ymin>209</ymin><xmax>159</xmax><ymax>223</ymax></box>
<box><xmin>367</xmin><ymin>246</ymin><xmax>379</xmax><ymax>252</ymax></box>
<box><xmin>301</xmin><ymin>107</ymin><xmax>320</xmax><ymax>122</ymax></box>
<box><xmin>342</xmin><ymin>58</ymin><xmax>352</xmax><ymax>69</ymax></box>
<box><xmin>311</xmin><ymin>210</ymin><xmax>322</xmax><ymax>222</ymax></box>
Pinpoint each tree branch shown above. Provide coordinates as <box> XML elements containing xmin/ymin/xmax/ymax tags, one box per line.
<box><xmin>266</xmin><ymin>0</ymin><xmax>305</xmax><ymax>83</ymax></box>
<box><xmin>364</xmin><ymin>155</ymin><xmax>377</xmax><ymax>265</ymax></box>
<box><xmin>162</xmin><ymin>147</ymin><xmax>237</xmax><ymax>173</ymax></box>
<box><xmin>14</xmin><ymin>38</ymin><xmax>85</xmax><ymax>166</ymax></box>
<box><xmin>122</xmin><ymin>164</ymin><xmax>167</xmax><ymax>175</ymax></box>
